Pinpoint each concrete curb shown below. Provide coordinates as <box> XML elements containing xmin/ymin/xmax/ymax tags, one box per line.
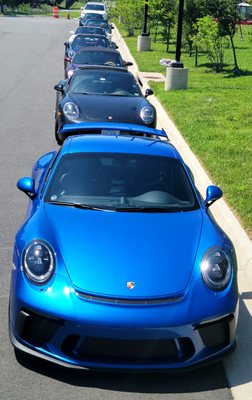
<box><xmin>113</xmin><ymin>25</ymin><xmax>252</xmax><ymax>399</ymax></box>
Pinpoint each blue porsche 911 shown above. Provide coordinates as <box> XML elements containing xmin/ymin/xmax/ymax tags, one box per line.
<box><xmin>9</xmin><ymin>123</ymin><xmax>238</xmax><ymax>370</ymax></box>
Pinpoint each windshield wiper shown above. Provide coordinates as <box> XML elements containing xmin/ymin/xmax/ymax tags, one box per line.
<box><xmin>113</xmin><ymin>206</ymin><xmax>179</xmax><ymax>212</ymax></box>
<box><xmin>71</xmin><ymin>91</ymin><xmax>94</xmax><ymax>95</ymax></box>
<box><xmin>46</xmin><ymin>201</ymin><xmax>183</xmax><ymax>213</ymax></box>
<box><xmin>46</xmin><ymin>200</ymin><xmax>106</xmax><ymax>211</ymax></box>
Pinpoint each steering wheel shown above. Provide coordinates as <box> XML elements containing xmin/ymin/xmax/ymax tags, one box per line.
<box><xmin>112</xmin><ymin>89</ymin><xmax>131</xmax><ymax>95</ymax></box>
<box><xmin>139</xmin><ymin>182</ymin><xmax>169</xmax><ymax>194</ymax></box>
<box><xmin>104</xmin><ymin>61</ymin><xmax>116</xmax><ymax>66</ymax></box>
<box><xmin>73</xmin><ymin>84</ymin><xmax>87</xmax><ymax>93</ymax></box>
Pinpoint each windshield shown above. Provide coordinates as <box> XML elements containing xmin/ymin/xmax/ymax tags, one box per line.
<box><xmin>71</xmin><ymin>36</ymin><xmax>109</xmax><ymax>50</ymax></box>
<box><xmin>85</xmin><ymin>4</ymin><xmax>105</xmax><ymax>11</ymax></box>
<box><xmin>44</xmin><ymin>153</ymin><xmax>199</xmax><ymax>212</ymax></box>
<box><xmin>83</xmin><ymin>13</ymin><xmax>104</xmax><ymax>20</ymax></box>
<box><xmin>84</xmin><ymin>20</ymin><xmax>110</xmax><ymax>30</ymax></box>
<box><xmin>73</xmin><ymin>51</ymin><xmax>123</xmax><ymax>67</ymax></box>
<box><xmin>75</xmin><ymin>27</ymin><xmax>106</xmax><ymax>36</ymax></box>
<box><xmin>69</xmin><ymin>69</ymin><xmax>141</xmax><ymax>96</ymax></box>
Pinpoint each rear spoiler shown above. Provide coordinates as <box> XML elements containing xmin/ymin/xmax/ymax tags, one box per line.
<box><xmin>59</xmin><ymin>122</ymin><xmax>169</xmax><ymax>140</ymax></box>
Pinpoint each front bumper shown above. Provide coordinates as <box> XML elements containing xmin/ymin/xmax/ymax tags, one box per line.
<box><xmin>10</xmin><ymin>307</ymin><xmax>237</xmax><ymax>371</ymax></box>
<box><xmin>9</xmin><ymin>270</ymin><xmax>238</xmax><ymax>370</ymax></box>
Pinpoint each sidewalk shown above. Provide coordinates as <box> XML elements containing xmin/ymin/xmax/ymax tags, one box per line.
<box><xmin>113</xmin><ymin>25</ymin><xmax>252</xmax><ymax>400</ymax></box>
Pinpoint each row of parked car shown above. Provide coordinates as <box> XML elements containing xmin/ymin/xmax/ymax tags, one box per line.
<box><xmin>8</xmin><ymin>2</ymin><xmax>239</xmax><ymax>372</ymax></box>
<box><xmin>53</xmin><ymin>4</ymin><xmax>156</xmax><ymax>145</ymax></box>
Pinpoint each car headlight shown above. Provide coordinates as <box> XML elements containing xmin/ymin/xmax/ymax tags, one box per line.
<box><xmin>67</xmin><ymin>49</ymin><xmax>75</xmax><ymax>59</ymax></box>
<box><xmin>201</xmin><ymin>247</ymin><xmax>232</xmax><ymax>291</ymax></box>
<box><xmin>23</xmin><ymin>240</ymin><xmax>55</xmax><ymax>285</ymax></box>
<box><xmin>63</xmin><ymin>102</ymin><xmax>80</xmax><ymax>120</ymax></box>
<box><xmin>67</xmin><ymin>69</ymin><xmax>74</xmax><ymax>79</ymax></box>
<box><xmin>140</xmin><ymin>106</ymin><xmax>154</xmax><ymax>124</ymax></box>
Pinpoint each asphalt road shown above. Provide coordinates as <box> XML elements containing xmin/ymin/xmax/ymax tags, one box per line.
<box><xmin>0</xmin><ymin>16</ymin><xmax>233</xmax><ymax>400</ymax></box>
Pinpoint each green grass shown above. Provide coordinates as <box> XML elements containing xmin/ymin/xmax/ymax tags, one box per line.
<box><xmin>120</xmin><ymin>25</ymin><xmax>252</xmax><ymax>237</ymax></box>
<box><xmin>59</xmin><ymin>9</ymin><xmax>80</xmax><ymax>18</ymax></box>
<box><xmin>0</xmin><ymin>2</ymin><xmax>82</xmax><ymax>18</ymax></box>
<box><xmin>58</xmin><ymin>1</ymin><xmax>83</xmax><ymax>9</ymax></box>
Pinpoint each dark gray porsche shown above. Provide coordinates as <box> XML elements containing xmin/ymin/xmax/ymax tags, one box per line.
<box><xmin>54</xmin><ymin>66</ymin><xmax>156</xmax><ymax>145</ymax></box>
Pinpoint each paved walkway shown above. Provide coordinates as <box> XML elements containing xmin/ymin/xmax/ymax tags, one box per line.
<box><xmin>113</xmin><ymin>25</ymin><xmax>252</xmax><ymax>400</ymax></box>
<box><xmin>140</xmin><ymin>71</ymin><xmax>165</xmax><ymax>83</ymax></box>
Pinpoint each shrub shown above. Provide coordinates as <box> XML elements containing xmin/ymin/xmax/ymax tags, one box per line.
<box><xmin>191</xmin><ymin>15</ymin><xmax>230</xmax><ymax>72</ymax></box>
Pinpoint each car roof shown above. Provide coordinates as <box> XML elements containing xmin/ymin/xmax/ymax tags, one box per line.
<box><xmin>76</xmin><ymin>26</ymin><xmax>105</xmax><ymax>32</ymax></box>
<box><xmin>73</xmin><ymin>33</ymin><xmax>108</xmax><ymax>39</ymax></box>
<box><xmin>85</xmin><ymin>1</ymin><xmax>106</xmax><ymax>6</ymax></box>
<box><xmin>73</xmin><ymin>47</ymin><xmax>120</xmax><ymax>55</ymax></box>
<box><xmin>81</xmin><ymin>11</ymin><xmax>104</xmax><ymax>16</ymax></box>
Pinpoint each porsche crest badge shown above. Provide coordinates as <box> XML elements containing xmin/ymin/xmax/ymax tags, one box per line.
<box><xmin>127</xmin><ymin>281</ymin><xmax>135</xmax><ymax>290</ymax></box>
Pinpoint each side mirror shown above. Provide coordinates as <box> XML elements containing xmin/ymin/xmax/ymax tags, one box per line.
<box><xmin>204</xmin><ymin>185</ymin><xmax>223</xmax><ymax>208</ymax></box>
<box><xmin>124</xmin><ymin>61</ymin><xmax>133</xmax><ymax>67</ymax></box>
<box><xmin>54</xmin><ymin>83</ymin><xmax>64</xmax><ymax>92</ymax></box>
<box><xmin>110</xmin><ymin>25</ymin><xmax>114</xmax><ymax>29</ymax></box>
<box><xmin>145</xmin><ymin>88</ymin><xmax>154</xmax><ymax>98</ymax></box>
<box><xmin>17</xmin><ymin>177</ymin><xmax>36</xmax><ymax>200</ymax></box>
<box><xmin>64</xmin><ymin>41</ymin><xmax>70</xmax><ymax>48</ymax></box>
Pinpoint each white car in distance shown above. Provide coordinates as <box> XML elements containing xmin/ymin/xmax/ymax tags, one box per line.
<box><xmin>81</xmin><ymin>2</ymin><xmax>107</xmax><ymax>20</ymax></box>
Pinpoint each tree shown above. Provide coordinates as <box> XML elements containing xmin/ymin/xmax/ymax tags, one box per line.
<box><xmin>114</xmin><ymin>0</ymin><xmax>143</xmax><ymax>36</ymax></box>
<box><xmin>204</xmin><ymin>0</ymin><xmax>240</xmax><ymax>73</ymax></box>
<box><xmin>184</xmin><ymin>0</ymin><xmax>206</xmax><ymax>56</ymax></box>
<box><xmin>148</xmin><ymin>0</ymin><xmax>176</xmax><ymax>34</ymax></box>
<box><xmin>192</xmin><ymin>15</ymin><xmax>230</xmax><ymax>72</ymax></box>
<box><xmin>114</xmin><ymin>0</ymin><xmax>177</xmax><ymax>38</ymax></box>
<box><xmin>3</xmin><ymin>0</ymin><xmax>32</xmax><ymax>11</ymax></box>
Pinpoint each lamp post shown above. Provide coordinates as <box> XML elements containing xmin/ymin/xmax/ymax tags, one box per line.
<box><xmin>164</xmin><ymin>0</ymin><xmax>188</xmax><ymax>90</ymax></box>
<box><xmin>142</xmin><ymin>0</ymin><xmax>149</xmax><ymax>36</ymax></box>
<box><xmin>137</xmin><ymin>0</ymin><xmax>151</xmax><ymax>51</ymax></box>
<box><xmin>175</xmin><ymin>0</ymin><xmax>184</xmax><ymax>67</ymax></box>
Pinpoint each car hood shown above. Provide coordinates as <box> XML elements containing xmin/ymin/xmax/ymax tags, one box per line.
<box><xmin>67</xmin><ymin>93</ymin><xmax>151</xmax><ymax>124</ymax></box>
<box><xmin>44</xmin><ymin>204</ymin><xmax>203</xmax><ymax>298</ymax></box>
